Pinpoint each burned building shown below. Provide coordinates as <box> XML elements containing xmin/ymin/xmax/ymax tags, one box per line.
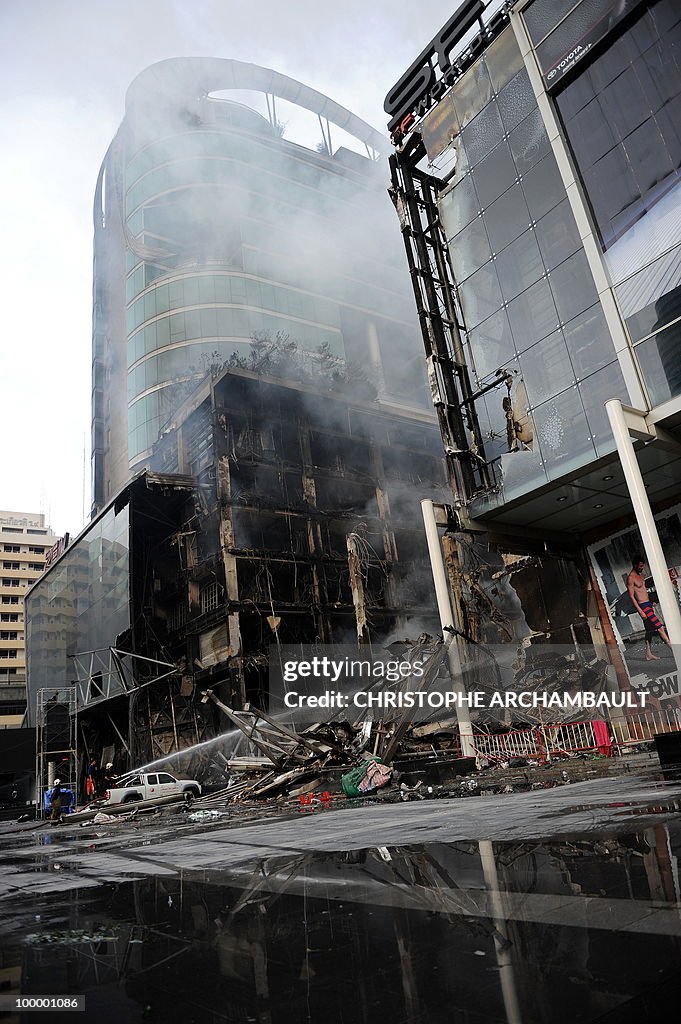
<box><xmin>26</xmin><ymin>366</ymin><xmax>446</xmax><ymax>769</ymax></box>
<box><xmin>18</xmin><ymin>59</ymin><xmax>461</xmax><ymax>775</ymax></box>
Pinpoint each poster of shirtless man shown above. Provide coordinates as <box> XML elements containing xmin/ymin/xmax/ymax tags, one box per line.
<box><xmin>626</xmin><ymin>554</ymin><xmax>672</xmax><ymax>661</ymax></box>
<box><xmin>588</xmin><ymin>508</ymin><xmax>680</xmax><ymax>706</ymax></box>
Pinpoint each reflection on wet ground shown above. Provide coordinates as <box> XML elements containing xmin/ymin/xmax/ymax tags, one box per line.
<box><xmin>1</xmin><ymin>775</ymin><xmax>681</xmax><ymax>1023</ymax></box>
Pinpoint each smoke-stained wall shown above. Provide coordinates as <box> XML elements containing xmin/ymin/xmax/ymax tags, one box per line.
<box><xmin>149</xmin><ymin>367</ymin><xmax>449</xmax><ymax>725</ymax></box>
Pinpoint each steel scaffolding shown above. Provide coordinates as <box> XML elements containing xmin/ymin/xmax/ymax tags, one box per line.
<box><xmin>35</xmin><ymin>686</ymin><xmax>78</xmax><ymax>819</ymax></box>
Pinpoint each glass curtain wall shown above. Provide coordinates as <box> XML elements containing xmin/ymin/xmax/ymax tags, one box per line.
<box><xmin>25</xmin><ymin>504</ymin><xmax>130</xmax><ymax>722</ymax></box>
<box><xmin>553</xmin><ymin>0</ymin><xmax>681</xmax><ymax>407</ymax></box>
<box><xmin>435</xmin><ymin>25</ymin><xmax>627</xmax><ymax>498</ymax></box>
<box><xmin>123</xmin><ymin>101</ymin><xmax>423</xmax><ymax>463</ymax></box>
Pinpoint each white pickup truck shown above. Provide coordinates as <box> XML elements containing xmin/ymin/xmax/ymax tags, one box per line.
<box><xmin>102</xmin><ymin>771</ymin><xmax>201</xmax><ymax>805</ymax></box>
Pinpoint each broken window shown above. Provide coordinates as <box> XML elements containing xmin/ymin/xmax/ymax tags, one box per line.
<box><xmin>200</xmin><ymin>580</ymin><xmax>220</xmax><ymax>614</ymax></box>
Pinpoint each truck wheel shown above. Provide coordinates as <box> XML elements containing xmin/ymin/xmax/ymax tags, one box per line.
<box><xmin>122</xmin><ymin>793</ymin><xmax>142</xmax><ymax>804</ymax></box>
<box><xmin>184</xmin><ymin>786</ymin><xmax>200</xmax><ymax>799</ymax></box>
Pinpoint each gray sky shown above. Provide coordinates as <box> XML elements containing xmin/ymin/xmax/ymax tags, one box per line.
<box><xmin>0</xmin><ymin>0</ymin><xmax>455</xmax><ymax>536</ymax></box>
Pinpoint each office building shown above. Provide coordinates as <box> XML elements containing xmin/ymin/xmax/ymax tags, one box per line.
<box><xmin>25</xmin><ymin>61</ymin><xmax>447</xmax><ymax>766</ymax></box>
<box><xmin>388</xmin><ymin>0</ymin><xmax>681</xmax><ymax>713</ymax></box>
<box><xmin>92</xmin><ymin>58</ymin><xmax>430</xmax><ymax>514</ymax></box>
<box><xmin>0</xmin><ymin>511</ymin><xmax>59</xmax><ymax>725</ymax></box>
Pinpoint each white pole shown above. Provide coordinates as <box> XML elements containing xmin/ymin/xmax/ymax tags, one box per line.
<box><xmin>606</xmin><ymin>400</ymin><xmax>681</xmax><ymax>672</ymax></box>
<box><xmin>421</xmin><ymin>500</ymin><xmax>476</xmax><ymax>758</ymax></box>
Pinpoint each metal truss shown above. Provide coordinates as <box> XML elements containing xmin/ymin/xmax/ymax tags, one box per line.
<box><xmin>70</xmin><ymin>647</ymin><xmax>177</xmax><ymax>709</ymax></box>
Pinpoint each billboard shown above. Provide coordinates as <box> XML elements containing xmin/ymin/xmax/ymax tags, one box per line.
<box><xmin>588</xmin><ymin>503</ymin><xmax>681</xmax><ymax>711</ymax></box>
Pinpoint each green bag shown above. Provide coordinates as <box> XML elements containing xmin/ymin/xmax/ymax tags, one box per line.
<box><xmin>341</xmin><ymin>756</ymin><xmax>386</xmax><ymax>797</ymax></box>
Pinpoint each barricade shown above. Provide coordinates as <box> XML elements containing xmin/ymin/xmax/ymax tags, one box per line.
<box><xmin>462</xmin><ymin>713</ymin><xmax>681</xmax><ymax>761</ymax></box>
<box><xmin>611</xmin><ymin>706</ymin><xmax>681</xmax><ymax>747</ymax></box>
<box><xmin>439</xmin><ymin>711</ymin><xmax>681</xmax><ymax>764</ymax></box>
<box><xmin>461</xmin><ymin>720</ymin><xmax>601</xmax><ymax>763</ymax></box>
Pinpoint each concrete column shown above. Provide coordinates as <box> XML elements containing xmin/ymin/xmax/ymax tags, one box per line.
<box><xmin>421</xmin><ymin>500</ymin><xmax>475</xmax><ymax>758</ymax></box>
<box><xmin>606</xmin><ymin>400</ymin><xmax>681</xmax><ymax>672</ymax></box>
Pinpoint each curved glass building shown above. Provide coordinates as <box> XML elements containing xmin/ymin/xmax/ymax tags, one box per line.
<box><xmin>92</xmin><ymin>59</ymin><xmax>427</xmax><ymax>513</ymax></box>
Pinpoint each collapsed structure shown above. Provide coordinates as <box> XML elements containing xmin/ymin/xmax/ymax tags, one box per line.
<box><xmin>27</xmin><ymin>363</ymin><xmax>446</xmax><ymax>770</ymax></box>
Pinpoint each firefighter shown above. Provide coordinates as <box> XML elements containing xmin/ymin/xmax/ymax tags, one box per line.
<box><xmin>85</xmin><ymin>760</ymin><xmax>98</xmax><ymax>800</ymax></box>
<box><xmin>50</xmin><ymin>779</ymin><xmax>64</xmax><ymax>823</ymax></box>
<box><xmin>101</xmin><ymin>763</ymin><xmax>116</xmax><ymax>794</ymax></box>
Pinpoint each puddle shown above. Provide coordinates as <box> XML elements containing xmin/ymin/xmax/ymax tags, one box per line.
<box><xmin>38</xmin><ymin>833</ymin><xmax>82</xmax><ymax>846</ymax></box>
<box><xmin>1</xmin><ymin>816</ymin><xmax>681</xmax><ymax>1022</ymax></box>
<box><xmin>25</xmin><ymin>928</ymin><xmax>120</xmax><ymax>946</ymax></box>
<box><xmin>550</xmin><ymin>797</ymin><xmax>681</xmax><ymax>818</ymax></box>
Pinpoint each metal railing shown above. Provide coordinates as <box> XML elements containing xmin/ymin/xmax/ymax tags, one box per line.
<box><xmin>459</xmin><ymin>721</ymin><xmax>604</xmax><ymax>763</ymax></box>
<box><xmin>611</xmin><ymin>706</ymin><xmax>681</xmax><ymax>746</ymax></box>
<box><xmin>453</xmin><ymin>711</ymin><xmax>681</xmax><ymax>763</ymax></box>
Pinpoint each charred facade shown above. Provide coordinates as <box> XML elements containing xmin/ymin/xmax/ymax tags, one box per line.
<box><xmin>30</xmin><ymin>56</ymin><xmax>464</xmax><ymax>773</ymax></box>
<box><xmin>27</xmin><ymin>367</ymin><xmax>447</xmax><ymax>770</ymax></box>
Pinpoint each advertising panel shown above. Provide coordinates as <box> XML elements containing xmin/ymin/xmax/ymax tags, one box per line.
<box><xmin>588</xmin><ymin>504</ymin><xmax>681</xmax><ymax>714</ymax></box>
<box><xmin>523</xmin><ymin>0</ymin><xmax>644</xmax><ymax>89</ymax></box>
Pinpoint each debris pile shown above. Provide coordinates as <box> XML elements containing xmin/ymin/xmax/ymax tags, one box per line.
<box><xmin>196</xmin><ymin>690</ymin><xmax>398</xmax><ymax>804</ymax></box>
<box><xmin>194</xmin><ymin>638</ymin><xmax>469</xmax><ymax>806</ymax></box>
<box><xmin>65</xmin><ymin>636</ymin><xmax>623</xmax><ymax>823</ymax></box>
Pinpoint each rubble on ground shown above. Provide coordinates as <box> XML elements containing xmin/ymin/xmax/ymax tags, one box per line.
<box><xmin>59</xmin><ymin>637</ymin><xmax>638</xmax><ymax>824</ymax></box>
<box><xmin>177</xmin><ymin>636</ymin><xmax>621</xmax><ymax>812</ymax></box>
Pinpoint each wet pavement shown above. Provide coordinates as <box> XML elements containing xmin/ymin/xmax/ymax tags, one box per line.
<box><xmin>1</xmin><ymin>773</ymin><xmax>681</xmax><ymax>1022</ymax></box>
